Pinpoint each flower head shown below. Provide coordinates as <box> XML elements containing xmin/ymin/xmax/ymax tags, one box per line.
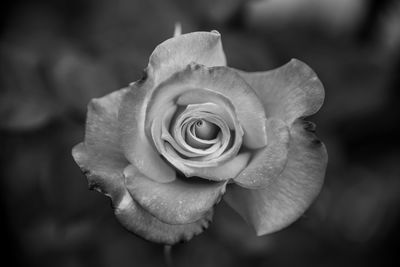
<box><xmin>72</xmin><ymin>29</ymin><xmax>327</xmax><ymax>244</ymax></box>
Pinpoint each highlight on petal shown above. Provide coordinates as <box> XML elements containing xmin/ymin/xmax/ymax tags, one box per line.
<box><xmin>236</xmin><ymin>59</ymin><xmax>325</xmax><ymax>124</ymax></box>
<box><xmin>119</xmin><ymin>83</ymin><xmax>176</xmax><ymax>183</ymax></box>
<box><xmin>115</xmin><ymin>190</ymin><xmax>213</xmax><ymax>245</ymax></box>
<box><xmin>124</xmin><ymin>165</ymin><xmax>227</xmax><ymax>225</ymax></box>
<box><xmin>224</xmin><ymin>119</ymin><xmax>327</xmax><ymax>236</ymax></box>
<box><xmin>148</xmin><ymin>31</ymin><xmax>227</xmax><ymax>85</ymax></box>
<box><xmin>233</xmin><ymin>118</ymin><xmax>290</xmax><ymax>189</ymax></box>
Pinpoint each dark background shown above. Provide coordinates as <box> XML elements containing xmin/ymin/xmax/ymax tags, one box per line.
<box><xmin>1</xmin><ymin>0</ymin><xmax>400</xmax><ymax>266</ymax></box>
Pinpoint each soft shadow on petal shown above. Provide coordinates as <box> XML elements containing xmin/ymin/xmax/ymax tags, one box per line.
<box><xmin>234</xmin><ymin>118</ymin><xmax>290</xmax><ymax>189</ymax></box>
<box><xmin>148</xmin><ymin>31</ymin><xmax>227</xmax><ymax>85</ymax></box>
<box><xmin>236</xmin><ymin>59</ymin><xmax>325</xmax><ymax>124</ymax></box>
<box><xmin>124</xmin><ymin>165</ymin><xmax>227</xmax><ymax>225</ymax></box>
<box><xmin>224</xmin><ymin>119</ymin><xmax>328</xmax><ymax>236</ymax></box>
<box><xmin>119</xmin><ymin>83</ymin><xmax>176</xmax><ymax>183</ymax></box>
<box><xmin>115</xmin><ymin>190</ymin><xmax>213</xmax><ymax>245</ymax></box>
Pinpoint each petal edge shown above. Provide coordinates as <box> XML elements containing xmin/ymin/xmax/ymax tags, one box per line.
<box><xmin>236</xmin><ymin>59</ymin><xmax>325</xmax><ymax>124</ymax></box>
<box><xmin>124</xmin><ymin>165</ymin><xmax>227</xmax><ymax>225</ymax></box>
<box><xmin>225</xmin><ymin>119</ymin><xmax>327</xmax><ymax>235</ymax></box>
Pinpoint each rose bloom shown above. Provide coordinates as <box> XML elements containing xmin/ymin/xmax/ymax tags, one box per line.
<box><xmin>72</xmin><ymin>30</ymin><xmax>327</xmax><ymax>245</ymax></box>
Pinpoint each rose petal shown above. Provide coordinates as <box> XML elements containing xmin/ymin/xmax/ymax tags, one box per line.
<box><xmin>157</xmin><ymin>144</ymin><xmax>249</xmax><ymax>182</ymax></box>
<box><xmin>158</xmin><ymin>105</ymin><xmax>207</xmax><ymax>157</ymax></box>
<box><xmin>150</xmin><ymin>105</ymin><xmax>222</xmax><ymax>159</ymax></box>
<box><xmin>124</xmin><ymin>165</ymin><xmax>227</xmax><ymax>225</ymax></box>
<box><xmin>72</xmin><ymin>88</ymin><xmax>132</xmax><ymax>196</ymax></box>
<box><xmin>148</xmin><ymin>31</ymin><xmax>227</xmax><ymax>85</ymax></box>
<box><xmin>72</xmin><ymin>143</ymin><xmax>128</xmax><ymax>200</ymax></box>
<box><xmin>178</xmin><ymin>102</ymin><xmax>234</xmax><ymax>131</ymax></box>
<box><xmin>73</xmin><ymin>145</ymin><xmax>211</xmax><ymax>245</ymax></box>
<box><xmin>177</xmin><ymin>89</ymin><xmax>238</xmax><ymax>130</ymax></box>
<box><xmin>233</xmin><ymin>118</ymin><xmax>290</xmax><ymax>189</ymax></box>
<box><xmin>236</xmin><ymin>59</ymin><xmax>325</xmax><ymax>124</ymax></box>
<box><xmin>119</xmin><ymin>84</ymin><xmax>176</xmax><ymax>183</ymax></box>
<box><xmin>192</xmin><ymin>152</ymin><xmax>251</xmax><ymax>181</ymax></box>
<box><xmin>185</xmin><ymin>124</ymin><xmax>219</xmax><ymax>150</ymax></box>
<box><xmin>147</xmin><ymin>86</ymin><xmax>245</xmax><ymax>173</ymax></box>
<box><xmin>147</xmin><ymin>64</ymin><xmax>267</xmax><ymax>149</ymax></box>
<box><xmin>194</xmin><ymin>119</ymin><xmax>218</xmax><ymax>140</ymax></box>
<box><xmin>115</xmin><ymin>190</ymin><xmax>213</xmax><ymax>245</ymax></box>
<box><xmin>224</xmin><ymin>119</ymin><xmax>327</xmax><ymax>236</ymax></box>
<box><xmin>85</xmin><ymin>88</ymin><xmax>128</xmax><ymax>151</ymax></box>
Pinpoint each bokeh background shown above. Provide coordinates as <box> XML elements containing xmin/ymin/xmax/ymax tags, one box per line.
<box><xmin>1</xmin><ymin>0</ymin><xmax>400</xmax><ymax>266</ymax></box>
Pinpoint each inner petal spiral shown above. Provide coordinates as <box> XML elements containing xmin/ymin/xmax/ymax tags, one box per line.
<box><xmin>194</xmin><ymin>120</ymin><xmax>219</xmax><ymax>140</ymax></box>
<box><xmin>148</xmin><ymin>89</ymin><xmax>245</xmax><ymax>179</ymax></box>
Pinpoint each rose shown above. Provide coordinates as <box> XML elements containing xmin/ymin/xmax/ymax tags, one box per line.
<box><xmin>72</xmin><ymin>30</ymin><xmax>327</xmax><ymax>245</ymax></box>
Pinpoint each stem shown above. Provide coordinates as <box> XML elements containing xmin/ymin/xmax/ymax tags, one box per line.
<box><xmin>164</xmin><ymin>245</ymin><xmax>173</xmax><ymax>267</ymax></box>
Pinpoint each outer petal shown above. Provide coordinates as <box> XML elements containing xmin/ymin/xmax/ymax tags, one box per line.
<box><xmin>224</xmin><ymin>119</ymin><xmax>328</xmax><ymax>236</ymax></box>
<box><xmin>236</xmin><ymin>59</ymin><xmax>325</xmax><ymax>124</ymax></box>
<box><xmin>73</xmin><ymin>88</ymin><xmax>131</xmax><ymax>197</ymax></box>
<box><xmin>73</xmin><ymin>145</ymin><xmax>212</xmax><ymax>245</ymax></box>
<box><xmin>85</xmin><ymin>88</ymin><xmax>129</xmax><ymax>151</ymax></box>
<box><xmin>72</xmin><ymin>143</ymin><xmax>128</xmax><ymax>199</ymax></box>
<box><xmin>148</xmin><ymin>31</ymin><xmax>227</xmax><ymax>85</ymax></box>
<box><xmin>233</xmin><ymin>119</ymin><xmax>290</xmax><ymax>189</ymax></box>
<box><xmin>124</xmin><ymin>165</ymin><xmax>227</xmax><ymax>225</ymax></box>
<box><xmin>115</xmin><ymin>191</ymin><xmax>213</xmax><ymax>245</ymax></box>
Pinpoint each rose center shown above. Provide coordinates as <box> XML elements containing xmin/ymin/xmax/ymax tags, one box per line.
<box><xmin>194</xmin><ymin>119</ymin><xmax>219</xmax><ymax>140</ymax></box>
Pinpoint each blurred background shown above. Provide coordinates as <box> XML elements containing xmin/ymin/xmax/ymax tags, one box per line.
<box><xmin>1</xmin><ymin>0</ymin><xmax>400</xmax><ymax>266</ymax></box>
